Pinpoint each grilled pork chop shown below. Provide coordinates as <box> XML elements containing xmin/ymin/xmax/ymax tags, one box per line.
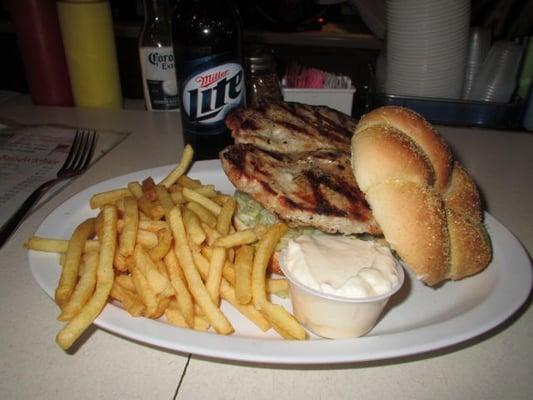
<box><xmin>221</xmin><ymin>101</ymin><xmax>380</xmax><ymax>235</ymax></box>
<box><xmin>220</xmin><ymin>143</ymin><xmax>381</xmax><ymax>235</ymax></box>
<box><xmin>225</xmin><ymin>101</ymin><xmax>354</xmax><ymax>153</ymax></box>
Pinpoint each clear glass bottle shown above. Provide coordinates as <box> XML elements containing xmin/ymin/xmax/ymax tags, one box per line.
<box><xmin>245</xmin><ymin>48</ymin><xmax>283</xmax><ymax>106</ymax></box>
<box><xmin>139</xmin><ymin>0</ymin><xmax>178</xmax><ymax>111</ymax></box>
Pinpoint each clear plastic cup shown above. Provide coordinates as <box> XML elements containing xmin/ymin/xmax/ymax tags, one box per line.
<box><xmin>467</xmin><ymin>40</ymin><xmax>524</xmax><ymax>102</ymax></box>
<box><xmin>462</xmin><ymin>27</ymin><xmax>492</xmax><ymax>98</ymax></box>
<box><xmin>278</xmin><ymin>255</ymin><xmax>405</xmax><ymax>339</ymax></box>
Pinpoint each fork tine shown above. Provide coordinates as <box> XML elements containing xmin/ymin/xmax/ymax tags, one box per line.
<box><xmin>78</xmin><ymin>130</ymin><xmax>97</xmax><ymax>171</ymax></box>
<box><xmin>61</xmin><ymin>130</ymin><xmax>83</xmax><ymax>170</ymax></box>
<box><xmin>71</xmin><ymin>130</ymin><xmax>90</xmax><ymax>171</ymax></box>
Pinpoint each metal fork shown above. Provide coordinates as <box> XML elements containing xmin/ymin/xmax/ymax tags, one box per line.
<box><xmin>0</xmin><ymin>129</ymin><xmax>97</xmax><ymax>247</ymax></box>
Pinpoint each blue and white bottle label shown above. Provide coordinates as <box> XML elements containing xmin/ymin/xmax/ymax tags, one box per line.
<box><xmin>180</xmin><ymin>52</ymin><xmax>245</xmax><ymax>135</ymax></box>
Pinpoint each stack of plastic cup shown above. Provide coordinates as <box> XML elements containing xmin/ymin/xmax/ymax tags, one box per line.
<box><xmin>385</xmin><ymin>0</ymin><xmax>470</xmax><ymax>99</ymax></box>
<box><xmin>467</xmin><ymin>40</ymin><xmax>524</xmax><ymax>103</ymax></box>
<box><xmin>461</xmin><ymin>27</ymin><xmax>492</xmax><ymax>99</ymax></box>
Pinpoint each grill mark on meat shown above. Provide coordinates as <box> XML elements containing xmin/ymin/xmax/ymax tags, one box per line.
<box><xmin>279</xmin><ymin>195</ymin><xmax>300</xmax><ymax>210</ymax></box>
<box><xmin>276</xmin><ymin>102</ymin><xmax>352</xmax><ymax>146</ymax></box>
<box><xmin>313</xmin><ymin>111</ymin><xmax>354</xmax><ymax>139</ymax></box>
<box><xmin>221</xmin><ymin>144</ymin><xmax>247</xmax><ymax>176</ymax></box>
<box><xmin>305</xmin><ymin>172</ymin><xmax>346</xmax><ymax>217</ymax></box>
<box><xmin>303</xmin><ymin>170</ymin><xmax>370</xmax><ymax>219</ymax></box>
<box><xmin>275</xmin><ymin>120</ymin><xmax>309</xmax><ymax>135</ymax></box>
<box><xmin>260</xmin><ymin>180</ymin><xmax>276</xmax><ymax>195</ymax></box>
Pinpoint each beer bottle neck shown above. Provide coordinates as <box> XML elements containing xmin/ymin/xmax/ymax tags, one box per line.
<box><xmin>143</xmin><ymin>0</ymin><xmax>171</xmax><ymax>24</ymax></box>
<box><xmin>141</xmin><ymin>0</ymin><xmax>172</xmax><ymax>47</ymax></box>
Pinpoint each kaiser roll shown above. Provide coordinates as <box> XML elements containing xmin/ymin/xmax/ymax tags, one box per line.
<box><xmin>351</xmin><ymin>106</ymin><xmax>492</xmax><ymax>285</ymax></box>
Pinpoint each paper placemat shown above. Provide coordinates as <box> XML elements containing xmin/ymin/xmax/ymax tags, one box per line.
<box><xmin>0</xmin><ymin>120</ymin><xmax>130</xmax><ymax>228</ymax></box>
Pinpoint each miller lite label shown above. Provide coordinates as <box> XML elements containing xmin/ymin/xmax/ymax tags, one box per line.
<box><xmin>179</xmin><ymin>52</ymin><xmax>245</xmax><ymax>135</ymax></box>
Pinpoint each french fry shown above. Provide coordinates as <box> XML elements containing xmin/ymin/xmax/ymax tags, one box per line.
<box><xmin>58</xmin><ymin>251</ymin><xmax>99</xmax><ymax>321</ymax></box>
<box><xmin>267</xmin><ymin>279</ymin><xmax>289</xmax><ymax>296</ymax></box>
<box><xmin>148</xmin><ymin>202</ymin><xmax>166</xmax><ymax>220</ymax></box>
<box><xmin>183</xmin><ymin>209</ymin><xmax>206</xmax><ymax>245</ymax></box>
<box><xmin>260</xmin><ymin>302</ymin><xmax>306</xmax><ymax>340</ymax></box>
<box><xmin>127</xmin><ymin>181</ymin><xmax>144</xmax><ymax>199</ymax></box>
<box><xmin>182</xmin><ymin>187</ymin><xmax>222</xmax><ymax>215</ymax></box>
<box><xmin>192</xmin><ymin>251</ymin><xmax>210</xmax><ymax>275</ymax></box>
<box><xmin>56</xmin><ymin>205</ymin><xmax>118</xmax><ymax>350</ymax></box>
<box><xmin>234</xmin><ymin>245</ymin><xmax>254</xmax><ymax>305</ymax></box>
<box><xmin>117</xmin><ymin>219</ymin><xmax>168</xmax><ymax>233</ymax></box>
<box><xmin>114</xmin><ymin>274</ymin><xmax>136</xmax><ymax>292</ymax></box>
<box><xmin>94</xmin><ymin>211</ymin><xmax>104</xmax><ymax>239</ymax></box>
<box><xmin>193</xmin><ymin>185</ymin><xmax>218</xmax><ymax>198</ymax></box>
<box><xmin>114</xmin><ymin>197</ymin><xmax>126</xmax><ymax>214</ymax></box>
<box><xmin>24</xmin><ymin>237</ymin><xmax>99</xmax><ymax>253</ymax></box>
<box><xmin>139</xmin><ymin>220</ymin><xmax>169</xmax><ymax>232</ymax></box>
<box><xmin>164</xmin><ymin>307</ymin><xmax>209</xmax><ymax>331</ymax></box>
<box><xmin>125</xmin><ymin>256</ymin><xmax>136</xmax><ymax>273</ymax></box>
<box><xmin>205</xmin><ymin>247</ymin><xmax>226</xmax><ymax>304</ymax></box>
<box><xmin>168</xmin><ymin>183</ymin><xmax>181</xmax><ymax>193</ymax></box>
<box><xmin>201</xmin><ymin>222</ymin><xmax>220</xmax><ymax>246</ymax></box>
<box><xmin>24</xmin><ymin>236</ymin><xmax>67</xmax><ymax>253</ymax></box>
<box><xmin>148</xmin><ymin>228</ymin><xmax>172</xmax><ymax>261</ymax></box>
<box><xmin>136</xmin><ymin>195</ymin><xmax>156</xmax><ymax>219</ymax></box>
<box><xmin>152</xmin><ymin>295</ymin><xmax>171</xmax><ymax>319</ymax></box>
<box><xmin>200</xmin><ymin>246</ymin><xmax>212</xmax><ymax>261</ymax></box>
<box><xmin>269</xmin><ymin>318</ymin><xmax>297</xmax><ymax>340</ymax></box>
<box><xmin>118</xmin><ymin>196</ymin><xmax>139</xmax><ymax>257</ymax></box>
<box><xmin>110</xmin><ymin>282</ymin><xmax>145</xmax><ymax>317</ymax></box>
<box><xmin>164</xmin><ymin>250</ymin><xmax>194</xmax><ymax>328</ymax></box>
<box><xmin>113</xmin><ymin>251</ymin><xmax>129</xmax><ymax>272</ymax></box>
<box><xmin>136</xmin><ymin>229</ymin><xmax>158</xmax><ymax>248</ymax></box>
<box><xmin>212</xmin><ymin>194</ymin><xmax>231</xmax><ymax>206</ymax></box>
<box><xmin>216</xmin><ymin>196</ymin><xmax>235</xmax><ymax>235</ymax></box>
<box><xmin>222</xmin><ymin>261</ymin><xmax>236</xmax><ymax>286</ymax></box>
<box><xmin>133</xmin><ymin>245</ymin><xmax>170</xmax><ymax>295</ymax></box>
<box><xmin>168</xmin><ymin>206</ymin><xmax>233</xmax><ymax>335</ymax></box>
<box><xmin>89</xmin><ymin>188</ymin><xmax>131</xmax><ymax>209</ymax></box>
<box><xmin>170</xmin><ymin>190</ymin><xmax>186</xmax><ymax>204</ymax></box>
<box><xmin>219</xmin><ymin>280</ymin><xmax>271</xmax><ymax>332</ymax></box>
<box><xmin>131</xmin><ymin>266</ymin><xmax>158</xmax><ymax>317</ymax></box>
<box><xmin>141</xmin><ymin>177</ymin><xmax>158</xmax><ymax>201</ymax></box>
<box><xmin>155</xmin><ymin>260</ymin><xmax>175</xmax><ymax>298</ymax></box>
<box><xmin>214</xmin><ymin>229</ymin><xmax>258</xmax><ymax>248</ymax></box>
<box><xmin>155</xmin><ymin>185</ymin><xmax>175</xmax><ymax>212</ymax></box>
<box><xmin>160</xmin><ymin>144</ymin><xmax>194</xmax><ymax>188</ymax></box>
<box><xmin>177</xmin><ymin>174</ymin><xmax>202</xmax><ymax>189</ymax></box>
<box><xmin>251</xmin><ymin>223</ymin><xmax>288</xmax><ymax>308</ymax></box>
<box><xmin>186</xmin><ymin>202</ymin><xmax>217</xmax><ymax>228</ymax></box>
<box><xmin>55</xmin><ymin>218</ymin><xmax>96</xmax><ymax>307</ymax></box>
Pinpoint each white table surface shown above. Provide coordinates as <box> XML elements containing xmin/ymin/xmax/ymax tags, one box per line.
<box><xmin>0</xmin><ymin>100</ymin><xmax>531</xmax><ymax>400</ymax></box>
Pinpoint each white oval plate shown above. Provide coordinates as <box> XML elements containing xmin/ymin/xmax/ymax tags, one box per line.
<box><xmin>28</xmin><ymin>161</ymin><xmax>532</xmax><ymax>364</ymax></box>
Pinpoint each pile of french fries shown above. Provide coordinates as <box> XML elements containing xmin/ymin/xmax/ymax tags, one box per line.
<box><xmin>25</xmin><ymin>145</ymin><xmax>307</xmax><ymax>350</ymax></box>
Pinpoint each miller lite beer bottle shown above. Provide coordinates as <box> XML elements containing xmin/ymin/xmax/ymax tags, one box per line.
<box><xmin>172</xmin><ymin>0</ymin><xmax>246</xmax><ymax>160</ymax></box>
<box><xmin>139</xmin><ymin>0</ymin><xmax>178</xmax><ymax>111</ymax></box>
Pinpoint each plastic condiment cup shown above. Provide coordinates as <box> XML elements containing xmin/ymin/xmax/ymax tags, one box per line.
<box><xmin>278</xmin><ymin>256</ymin><xmax>405</xmax><ymax>339</ymax></box>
